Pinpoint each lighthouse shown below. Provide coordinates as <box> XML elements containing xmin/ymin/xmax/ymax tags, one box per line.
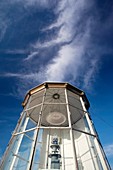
<box><xmin>0</xmin><ymin>82</ymin><xmax>111</xmax><ymax>170</ymax></box>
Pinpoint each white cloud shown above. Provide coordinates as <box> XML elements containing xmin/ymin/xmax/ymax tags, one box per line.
<box><xmin>0</xmin><ymin>73</ymin><xmax>22</xmax><ymax>78</ymax></box>
<box><xmin>24</xmin><ymin>51</ymin><xmax>39</xmax><ymax>61</ymax></box>
<box><xmin>23</xmin><ymin>0</ymin><xmax>50</xmax><ymax>8</ymax></box>
<box><xmin>0</xmin><ymin>19</ymin><xmax>9</xmax><ymax>42</ymax></box>
<box><xmin>35</xmin><ymin>0</ymin><xmax>92</xmax><ymax>48</ymax></box>
<box><xmin>11</xmin><ymin>0</ymin><xmax>54</xmax><ymax>8</ymax></box>
<box><xmin>0</xmin><ymin>72</ymin><xmax>43</xmax><ymax>81</ymax></box>
<box><xmin>104</xmin><ymin>144</ymin><xmax>113</xmax><ymax>157</ymax></box>
<box><xmin>4</xmin><ymin>49</ymin><xmax>28</xmax><ymax>54</ymax></box>
<box><xmin>0</xmin><ymin>148</ymin><xmax>3</xmax><ymax>162</ymax></box>
<box><xmin>83</xmin><ymin>57</ymin><xmax>99</xmax><ymax>89</ymax></box>
<box><xmin>2</xmin><ymin>0</ymin><xmax>110</xmax><ymax>96</ymax></box>
<box><xmin>34</xmin><ymin>0</ymin><xmax>97</xmax><ymax>89</ymax></box>
<box><xmin>44</xmin><ymin>43</ymin><xmax>85</xmax><ymax>82</ymax></box>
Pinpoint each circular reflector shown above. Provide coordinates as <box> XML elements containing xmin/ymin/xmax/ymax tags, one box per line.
<box><xmin>46</xmin><ymin>112</ymin><xmax>66</xmax><ymax>125</ymax></box>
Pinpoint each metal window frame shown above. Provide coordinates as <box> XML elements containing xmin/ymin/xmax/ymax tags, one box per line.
<box><xmin>80</xmin><ymin>97</ymin><xmax>111</xmax><ymax>170</ymax></box>
<box><xmin>9</xmin><ymin>95</ymin><xmax>32</xmax><ymax>170</ymax></box>
<box><xmin>28</xmin><ymin>88</ymin><xmax>47</xmax><ymax>170</ymax></box>
<box><xmin>10</xmin><ymin>117</ymin><xmax>29</xmax><ymax>170</ymax></box>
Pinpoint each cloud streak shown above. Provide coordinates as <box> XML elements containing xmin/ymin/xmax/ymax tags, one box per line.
<box><xmin>31</xmin><ymin>0</ymin><xmax>98</xmax><ymax>88</ymax></box>
<box><xmin>1</xmin><ymin>0</ymin><xmax>113</xmax><ymax>97</ymax></box>
<box><xmin>24</xmin><ymin>51</ymin><xmax>39</xmax><ymax>61</ymax></box>
<box><xmin>0</xmin><ymin>21</ymin><xmax>8</xmax><ymax>42</ymax></box>
<box><xmin>104</xmin><ymin>144</ymin><xmax>113</xmax><ymax>157</ymax></box>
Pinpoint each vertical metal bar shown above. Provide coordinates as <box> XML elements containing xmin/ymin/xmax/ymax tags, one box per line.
<box><xmin>47</xmin><ymin>130</ymin><xmax>51</xmax><ymax>169</ymax></box>
<box><xmin>65</xmin><ymin>88</ymin><xmax>71</xmax><ymax>128</ymax></box>
<box><xmin>45</xmin><ymin>129</ymin><xmax>51</xmax><ymax>168</ymax></box>
<box><xmin>62</xmin><ymin>131</ymin><xmax>65</xmax><ymax>170</ymax></box>
<box><xmin>80</xmin><ymin>97</ymin><xmax>110</xmax><ymax>170</ymax></box>
<box><xmin>28</xmin><ymin>88</ymin><xmax>46</xmax><ymax>170</ymax></box>
<box><xmin>65</xmin><ymin>88</ymin><xmax>78</xmax><ymax>170</ymax></box>
<box><xmin>70</xmin><ymin>129</ymin><xmax>79</xmax><ymax>170</ymax></box>
<box><xmin>59</xmin><ymin>129</ymin><xmax>64</xmax><ymax>170</ymax></box>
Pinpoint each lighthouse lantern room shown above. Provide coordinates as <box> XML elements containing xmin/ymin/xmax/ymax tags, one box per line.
<box><xmin>0</xmin><ymin>82</ymin><xmax>111</xmax><ymax>170</ymax></box>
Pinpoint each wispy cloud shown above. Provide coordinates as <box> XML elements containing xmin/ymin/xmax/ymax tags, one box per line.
<box><xmin>24</xmin><ymin>51</ymin><xmax>39</xmax><ymax>61</ymax></box>
<box><xmin>31</xmin><ymin>0</ymin><xmax>98</xmax><ymax>88</ymax></box>
<box><xmin>1</xmin><ymin>0</ymin><xmax>113</xmax><ymax>97</ymax></box>
<box><xmin>0</xmin><ymin>0</ymin><xmax>99</xmax><ymax>95</ymax></box>
<box><xmin>4</xmin><ymin>49</ymin><xmax>29</xmax><ymax>54</ymax></box>
<box><xmin>0</xmin><ymin>72</ymin><xmax>43</xmax><ymax>81</ymax></box>
<box><xmin>23</xmin><ymin>0</ymin><xmax>51</xmax><ymax>8</ymax></box>
<box><xmin>0</xmin><ymin>21</ymin><xmax>8</xmax><ymax>42</ymax></box>
<box><xmin>0</xmin><ymin>73</ymin><xmax>22</xmax><ymax>78</ymax></box>
<box><xmin>0</xmin><ymin>120</ymin><xmax>7</xmax><ymax>124</ymax></box>
<box><xmin>12</xmin><ymin>0</ymin><xmax>57</xmax><ymax>9</ymax></box>
<box><xmin>83</xmin><ymin>57</ymin><xmax>100</xmax><ymax>89</ymax></box>
<box><xmin>44</xmin><ymin>43</ymin><xmax>85</xmax><ymax>82</ymax></box>
<box><xmin>104</xmin><ymin>144</ymin><xmax>113</xmax><ymax>157</ymax></box>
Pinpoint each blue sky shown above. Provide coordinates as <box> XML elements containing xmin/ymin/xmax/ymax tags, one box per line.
<box><xmin>0</xmin><ymin>0</ymin><xmax>113</xmax><ymax>168</ymax></box>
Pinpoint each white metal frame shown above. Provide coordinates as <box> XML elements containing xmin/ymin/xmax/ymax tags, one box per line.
<box><xmin>27</xmin><ymin>88</ymin><xmax>47</xmax><ymax>170</ymax></box>
<box><xmin>65</xmin><ymin>88</ymin><xmax>79</xmax><ymax>170</ymax></box>
<box><xmin>45</xmin><ymin>130</ymin><xmax>51</xmax><ymax>169</ymax></box>
<box><xmin>9</xmin><ymin>96</ymin><xmax>32</xmax><ymax>170</ymax></box>
<box><xmin>80</xmin><ymin>97</ymin><xmax>110</xmax><ymax>170</ymax></box>
<box><xmin>10</xmin><ymin>117</ymin><xmax>29</xmax><ymax>170</ymax></box>
<box><xmin>0</xmin><ymin>111</ymin><xmax>24</xmax><ymax>169</ymax></box>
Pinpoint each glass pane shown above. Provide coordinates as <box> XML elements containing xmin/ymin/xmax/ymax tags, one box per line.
<box><xmin>17</xmin><ymin>113</ymin><xmax>27</xmax><ymax>132</ymax></box>
<box><xmin>31</xmin><ymin>129</ymin><xmax>44</xmax><ymax>169</ymax></box>
<box><xmin>25</xmin><ymin>118</ymin><xmax>36</xmax><ymax>130</ymax></box>
<box><xmin>1</xmin><ymin>135</ymin><xmax>23</xmax><ymax>170</ymax></box>
<box><xmin>73</xmin><ymin>117</ymin><xmax>104</xmax><ymax>170</ymax></box>
<box><xmin>12</xmin><ymin>157</ymin><xmax>28</xmax><ymax>170</ymax></box>
<box><xmin>13</xmin><ymin>130</ymin><xmax>36</xmax><ymax>169</ymax></box>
